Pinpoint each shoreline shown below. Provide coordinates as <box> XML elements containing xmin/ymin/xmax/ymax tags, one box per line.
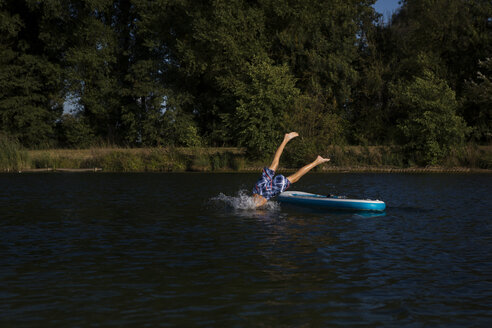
<box><xmin>2</xmin><ymin>146</ymin><xmax>491</xmax><ymax>173</ymax></box>
<box><xmin>8</xmin><ymin>166</ymin><xmax>491</xmax><ymax>174</ymax></box>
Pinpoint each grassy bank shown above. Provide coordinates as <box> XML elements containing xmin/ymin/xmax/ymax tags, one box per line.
<box><xmin>1</xmin><ymin>137</ymin><xmax>491</xmax><ymax>173</ymax></box>
<box><xmin>23</xmin><ymin>147</ymin><xmax>249</xmax><ymax>172</ymax></box>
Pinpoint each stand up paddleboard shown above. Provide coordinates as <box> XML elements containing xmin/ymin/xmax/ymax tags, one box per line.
<box><xmin>278</xmin><ymin>191</ymin><xmax>386</xmax><ymax>212</ymax></box>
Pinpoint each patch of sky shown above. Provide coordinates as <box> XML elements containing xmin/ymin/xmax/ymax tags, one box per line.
<box><xmin>63</xmin><ymin>92</ymin><xmax>81</xmax><ymax>114</ymax></box>
<box><xmin>373</xmin><ymin>0</ymin><xmax>402</xmax><ymax>24</ymax></box>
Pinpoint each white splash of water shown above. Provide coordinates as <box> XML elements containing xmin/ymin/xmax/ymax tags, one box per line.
<box><xmin>210</xmin><ymin>190</ymin><xmax>279</xmax><ymax>211</ymax></box>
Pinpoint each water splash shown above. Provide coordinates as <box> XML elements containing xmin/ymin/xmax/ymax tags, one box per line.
<box><xmin>210</xmin><ymin>190</ymin><xmax>280</xmax><ymax>211</ymax></box>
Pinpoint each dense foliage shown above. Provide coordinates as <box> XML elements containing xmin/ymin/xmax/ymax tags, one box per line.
<box><xmin>0</xmin><ymin>0</ymin><xmax>490</xmax><ymax>164</ymax></box>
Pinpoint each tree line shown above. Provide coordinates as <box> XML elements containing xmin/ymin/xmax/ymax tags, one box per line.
<box><xmin>0</xmin><ymin>0</ymin><xmax>490</xmax><ymax>164</ymax></box>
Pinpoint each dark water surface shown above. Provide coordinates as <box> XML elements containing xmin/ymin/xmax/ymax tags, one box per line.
<box><xmin>0</xmin><ymin>173</ymin><xmax>491</xmax><ymax>327</ymax></box>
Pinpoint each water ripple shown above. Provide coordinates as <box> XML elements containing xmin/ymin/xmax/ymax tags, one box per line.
<box><xmin>0</xmin><ymin>173</ymin><xmax>491</xmax><ymax>327</ymax></box>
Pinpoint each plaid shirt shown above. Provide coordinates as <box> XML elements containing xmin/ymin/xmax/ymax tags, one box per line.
<box><xmin>252</xmin><ymin>167</ymin><xmax>291</xmax><ymax>200</ymax></box>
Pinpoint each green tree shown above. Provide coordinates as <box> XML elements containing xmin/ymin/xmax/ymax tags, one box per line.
<box><xmin>164</xmin><ymin>0</ymin><xmax>372</xmax><ymax>148</ymax></box>
<box><xmin>264</xmin><ymin>0</ymin><xmax>368</xmax><ymax>148</ymax></box>
<box><xmin>65</xmin><ymin>0</ymin><xmax>170</xmax><ymax>146</ymax></box>
<box><xmin>164</xmin><ymin>0</ymin><xmax>269</xmax><ymax>145</ymax></box>
<box><xmin>351</xmin><ymin>0</ymin><xmax>491</xmax><ymax>146</ymax></box>
<box><xmin>161</xmin><ymin>108</ymin><xmax>202</xmax><ymax>147</ymax></box>
<box><xmin>392</xmin><ymin>70</ymin><xmax>469</xmax><ymax>165</ymax></box>
<box><xmin>462</xmin><ymin>58</ymin><xmax>492</xmax><ymax>143</ymax></box>
<box><xmin>285</xmin><ymin>93</ymin><xmax>347</xmax><ymax>166</ymax></box>
<box><xmin>263</xmin><ymin>0</ymin><xmax>364</xmax><ymax>102</ymax></box>
<box><xmin>222</xmin><ymin>58</ymin><xmax>299</xmax><ymax>156</ymax></box>
<box><xmin>389</xmin><ymin>0</ymin><xmax>492</xmax><ymax>95</ymax></box>
<box><xmin>63</xmin><ymin>0</ymin><xmax>116</xmax><ymax>141</ymax></box>
<box><xmin>350</xmin><ymin>14</ymin><xmax>395</xmax><ymax>145</ymax></box>
<box><xmin>0</xmin><ymin>0</ymin><xmax>65</xmax><ymax>147</ymax></box>
<box><xmin>122</xmin><ymin>0</ymin><xmax>191</xmax><ymax>146</ymax></box>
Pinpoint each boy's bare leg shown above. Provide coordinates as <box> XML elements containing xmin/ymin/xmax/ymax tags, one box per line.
<box><xmin>287</xmin><ymin>156</ymin><xmax>330</xmax><ymax>184</ymax></box>
<box><xmin>269</xmin><ymin>132</ymin><xmax>299</xmax><ymax>172</ymax></box>
<box><xmin>253</xmin><ymin>132</ymin><xmax>298</xmax><ymax>208</ymax></box>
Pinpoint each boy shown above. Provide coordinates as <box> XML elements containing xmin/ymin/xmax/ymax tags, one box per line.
<box><xmin>252</xmin><ymin>132</ymin><xmax>330</xmax><ymax>207</ymax></box>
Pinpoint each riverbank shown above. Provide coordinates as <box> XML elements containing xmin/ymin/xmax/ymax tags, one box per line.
<box><xmin>2</xmin><ymin>145</ymin><xmax>491</xmax><ymax>173</ymax></box>
<box><xmin>14</xmin><ymin>166</ymin><xmax>490</xmax><ymax>173</ymax></box>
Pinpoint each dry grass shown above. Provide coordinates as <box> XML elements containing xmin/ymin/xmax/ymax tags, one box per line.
<box><xmin>6</xmin><ymin>145</ymin><xmax>489</xmax><ymax>172</ymax></box>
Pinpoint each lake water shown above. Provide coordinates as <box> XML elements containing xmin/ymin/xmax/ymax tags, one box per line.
<box><xmin>0</xmin><ymin>172</ymin><xmax>491</xmax><ymax>327</ymax></box>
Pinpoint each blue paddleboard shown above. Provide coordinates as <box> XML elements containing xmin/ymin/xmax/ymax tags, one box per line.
<box><xmin>278</xmin><ymin>191</ymin><xmax>386</xmax><ymax>211</ymax></box>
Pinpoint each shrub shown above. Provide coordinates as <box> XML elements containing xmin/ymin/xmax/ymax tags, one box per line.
<box><xmin>391</xmin><ymin>70</ymin><xmax>470</xmax><ymax>165</ymax></box>
<box><xmin>221</xmin><ymin>57</ymin><xmax>300</xmax><ymax>157</ymax></box>
<box><xmin>57</xmin><ymin>114</ymin><xmax>95</xmax><ymax>148</ymax></box>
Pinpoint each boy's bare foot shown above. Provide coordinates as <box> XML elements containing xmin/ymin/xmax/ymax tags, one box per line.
<box><xmin>316</xmin><ymin>155</ymin><xmax>330</xmax><ymax>164</ymax></box>
<box><xmin>284</xmin><ymin>132</ymin><xmax>299</xmax><ymax>142</ymax></box>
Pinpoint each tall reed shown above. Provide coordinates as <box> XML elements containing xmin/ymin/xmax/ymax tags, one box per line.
<box><xmin>0</xmin><ymin>134</ymin><xmax>30</xmax><ymax>171</ymax></box>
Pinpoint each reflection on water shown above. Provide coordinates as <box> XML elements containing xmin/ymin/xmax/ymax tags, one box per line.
<box><xmin>0</xmin><ymin>173</ymin><xmax>491</xmax><ymax>327</ymax></box>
